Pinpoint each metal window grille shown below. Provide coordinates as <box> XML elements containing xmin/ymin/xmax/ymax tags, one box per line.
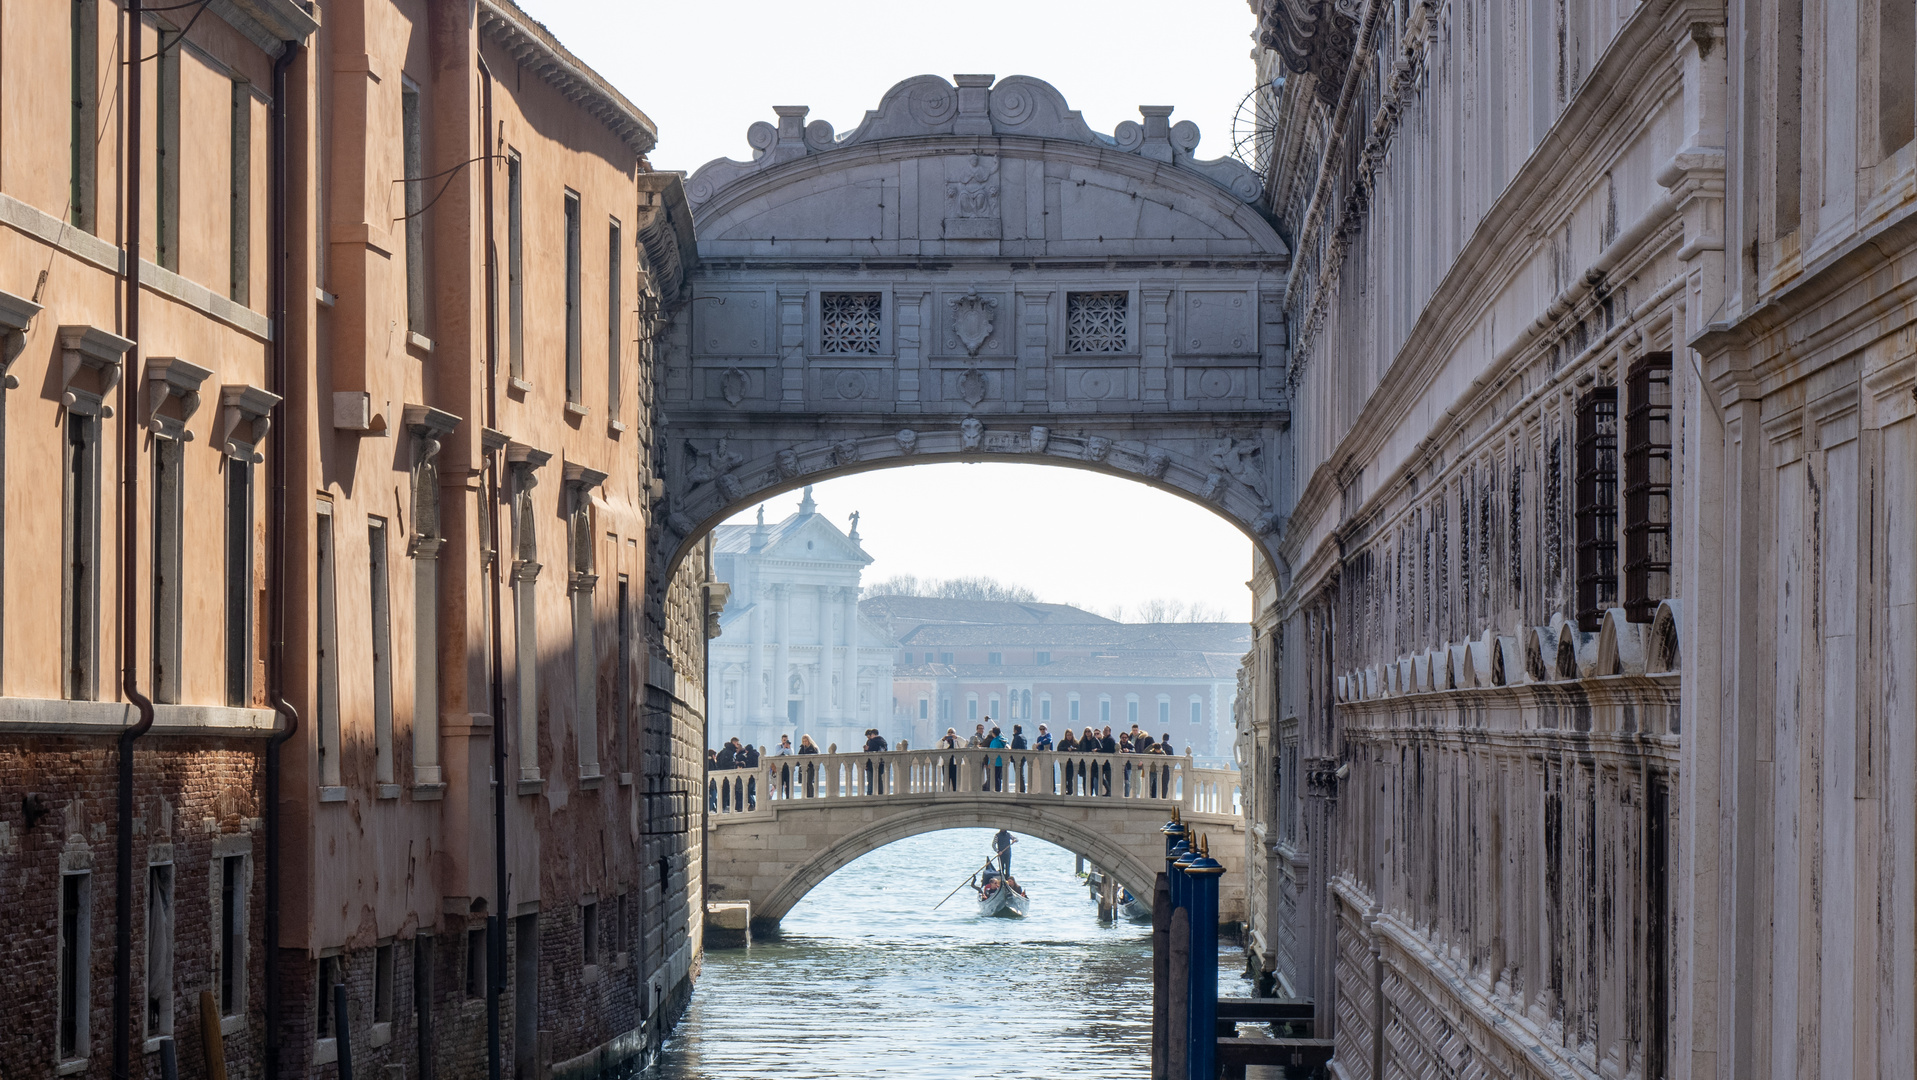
<box><xmin>1575</xmin><ymin>386</ymin><xmax>1619</xmax><ymax>631</ymax></box>
<box><xmin>1066</xmin><ymin>291</ymin><xmax>1128</xmax><ymax>352</ymax></box>
<box><xmin>820</xmin><ymin>292</ymin><xmax>882</xmax><ymax>353</ymax></box>
<box><xmin>1624</xmin><ymin>353</ymin><xmax>1673</xmax><ymax>623</ymax></box>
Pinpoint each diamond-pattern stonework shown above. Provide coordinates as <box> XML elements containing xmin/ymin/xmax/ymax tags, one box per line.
<box><xmin>820</xmin><ymin>293</ymin><xmax>883</xmax><ymax>353</ymax></box>
<box><xmin>1066</xmin><ymin>291</ymin><xmax>1128</xmax><ymax>353</ymax></box>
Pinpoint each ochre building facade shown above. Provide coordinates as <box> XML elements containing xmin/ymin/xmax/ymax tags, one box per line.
<box><xmin>0</xmin><ymin>3</ymin><xmax>713</xmax><ymax>1079</ymax></box>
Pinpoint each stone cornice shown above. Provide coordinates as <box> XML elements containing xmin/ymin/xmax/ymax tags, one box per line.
<box><xmin>478</xmin><ymin>0</ymin><xmax>657</xmax><ymax>158</ymax></box>
<box><xmin>685</xmin><ymin>75</ymin><xmax>1266</xmax><ymax>215</ymax></box>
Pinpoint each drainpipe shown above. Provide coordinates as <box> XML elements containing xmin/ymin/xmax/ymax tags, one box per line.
<box><xmin>476</xmin><ymin>54</ymin><xmax>508</xmax><ymax>1080</ymax></box>
<box><xmin>113</xmin><ymin>4</ymin><xmax>158</xmax><ymax>1078</ymax></box>
<box><xmin>263</xmin><ymin>37</ymin><xmax>299</xmax><ymax>1080</ymax></box>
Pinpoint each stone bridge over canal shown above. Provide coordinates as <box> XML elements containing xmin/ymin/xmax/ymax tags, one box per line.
<box><xmin>705</xmin><ymin>749</ymin><xmax>1245</xmax><ymax>930</ymax></box>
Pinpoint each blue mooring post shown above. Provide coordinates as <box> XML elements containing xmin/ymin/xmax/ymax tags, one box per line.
<box><xmin>1171</xmin><ymin>839</ymin><xmax>1199</xmax><ymax>1076</ymax></box>
<box><xmin>1184</xmin><ymin>839</ymin><xmax>1225</xmax><ymax>1080</ymax></box>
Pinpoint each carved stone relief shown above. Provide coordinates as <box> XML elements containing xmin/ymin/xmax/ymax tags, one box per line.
<box><xmin>960</xmin><ymin>417</ymin><xmax>984</xmax><ymax>451</ymax></box>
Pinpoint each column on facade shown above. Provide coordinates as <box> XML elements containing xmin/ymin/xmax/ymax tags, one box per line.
<box><xmin>841</xmin><ymin>585</ymin><xmax>859</xmax><ymax>730</ymax></box>
<box><xmin>811</xmin><ymin>585</ymin><xmax>828</xmax><ymax>739</ymax></box>
<box><xmin>746</xmin><ymin>598</ymin><xmax>763</xmax><ymax>731</ymax></box>
<box><xmin>772</xmin><ymin>583</ymin><xmax>791</xmax><ymax>734</ymax></box>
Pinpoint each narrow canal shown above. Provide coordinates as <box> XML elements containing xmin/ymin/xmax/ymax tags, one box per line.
<box><xmin>646</xmin><ymin>828</ymin><xmax>1243</xmax><ymax>1078</ymax></box>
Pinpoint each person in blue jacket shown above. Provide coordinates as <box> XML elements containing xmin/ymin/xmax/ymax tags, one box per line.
<box><xmin>986</xmin><ymin>726</ymin><xmax>1008</xmax><ymax>791</ymax></box>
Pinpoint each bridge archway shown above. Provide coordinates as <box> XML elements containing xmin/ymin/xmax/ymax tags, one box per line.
<box><xmin>648</xmin><ymin>73</ymin><xmax>1293</xmax><ymax>591</ymax></box>
<box><xmin>734</xmin><ymin>798</ymin><xmax>1169</xmax><ymax>927</ymax></box>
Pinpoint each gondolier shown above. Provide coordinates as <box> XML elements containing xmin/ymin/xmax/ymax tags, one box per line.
<box><xmin>994</xmin><ymin>828</ymin><xmax>1015</xmax><ymax>874</ymax></box>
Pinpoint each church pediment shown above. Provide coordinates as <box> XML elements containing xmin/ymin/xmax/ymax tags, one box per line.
<box><xmin>758</xmin><ymin>513</ymin><xmax>873</xmax><ymax>566</ymax></box>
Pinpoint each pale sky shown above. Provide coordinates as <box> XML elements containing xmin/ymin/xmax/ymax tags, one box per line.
<box><xmin>514</xmin><ymin>0</ymin><xmax>1264</xmax><ymax>621</ymax></box>
<box><xmin>728</xmin><ymin>467</ymin><xmax>1259</xmax><ymax>623</ymax></box>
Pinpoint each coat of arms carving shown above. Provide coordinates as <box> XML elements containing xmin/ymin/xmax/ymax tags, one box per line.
<box><xmin>950</xmin><ymin>290</ymin><xmax>997</xmax><ymax>357</ymax></box>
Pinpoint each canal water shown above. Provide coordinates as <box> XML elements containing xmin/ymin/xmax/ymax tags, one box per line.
<box><xmin>646</xmin><ymin>828</ymin><xmax>1244</xmax><ymax>1078</ymax></box>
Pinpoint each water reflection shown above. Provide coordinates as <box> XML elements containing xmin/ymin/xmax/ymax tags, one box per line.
<box><xmin>647</xmin><ymin>828</ymin><xmax>1236</xmax><ymax>1078</ymax></box>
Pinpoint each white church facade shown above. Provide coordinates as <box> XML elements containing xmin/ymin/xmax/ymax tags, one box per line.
<box><xmin>708</xmin><ymin>489</ymin><xmax>898</xmax><ymax>751</ymax></box>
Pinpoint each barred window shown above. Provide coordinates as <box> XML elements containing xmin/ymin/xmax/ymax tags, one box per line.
<box><xmin>1066</xmin><ymin>291</ymin><xmax>1129</xmax><ymax>352</ymax></box>
<box><xmin>1575</xmin><ymin>386</ymin><xmax>1619</xmax><ymax>631</ymax></box>
<box><xmin>820</xmin><ymin>292</ymin><xmax>882</xmax><ymax>353</ymax></box>
<box><xmin>1624</xmin><ymin>353</ymin><xmax>1673</xmax><ymax>622</ymax></box>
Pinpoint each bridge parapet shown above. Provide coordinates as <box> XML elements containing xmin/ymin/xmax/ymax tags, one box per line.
<box><xmin>707</xmin><ymin>749</ymin><xmax>1241</xmax><ymax>817</ymax></box>
<box><xmin>703</xmin><ymin>750</ymin><xmax>1245</xmax><ymax>929</ymax></box>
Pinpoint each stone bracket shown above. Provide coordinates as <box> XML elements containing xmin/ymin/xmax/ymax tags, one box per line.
<box><xmin>144</xmin><ymin>356</ymin><xmax>214</xmax><ymax>441</ymax></box>
<box><xmin>219</xmin><ymin>383</ymin><xmax>282</xmax><ymax>462</ymax></box>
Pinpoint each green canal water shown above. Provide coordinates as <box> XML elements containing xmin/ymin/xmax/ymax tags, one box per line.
<box><xmin>645</xmin><ymin>828</ymin><xmax>1244</xmax><ymax>1079</ymax></box>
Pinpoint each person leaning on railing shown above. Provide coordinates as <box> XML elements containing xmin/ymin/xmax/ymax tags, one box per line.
<box><xmin>797</xmin><ymin>734</ymin><xmax>820</xmax><ymax>797</ymax></box>
<box><xmin>938</xmin><ymin>727</ymin><xmax>962</xmax><ymax>790</ymax></box>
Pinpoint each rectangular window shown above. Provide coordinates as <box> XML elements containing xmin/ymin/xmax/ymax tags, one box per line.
<box><xmin>968</xmin><ymin>698</ymin><xmax>978</xmax><ymax>721</ymax></box>
<box><xmin>1128</xmin><ymin>700</ymin><xmax>1140</xmax><ymax>725</ymax></box>
<box><xmin>1070</xmin><ymin>698</ymin><xmax>1080</xmax><ymax>723</ymax></box>
<box><xmin>230</xmin><ymin>81</ymin><xmax>252</xmax><ymax>304</ymax></box>
<box><xmin>59</xmin><ymin>872</ymin><xmax>91</xmax><ymax>1061</ymax></box>
<box><xmin>316</xmin><ymin>504</ymin><xmax>342</xmax><ymax>786</ymax></box>
<box><xmin>1624</xmin><ymin>353</ymin><xmax>1674</xmax><ymax>623</ymax></box>
<box><xmin>316</xmin><ymin>955</ymin><xmax>339</xmax><ymax>1038</ymax></box>
<box><xmin>607</xmin><ymin>219</ymin><xmax>622</xmax><ymax>420</ymax></box>
<box><xmin>1882</xmin><ymin>1</ymin><xmax>1915</xmax><ymax>156</ymax></box>
<box><xmin>1066</xmin><ymin>291</ymin><xmax>1129</xmax><ymax>353</ymax></box>
<box><xmin>1190</xmin><ymin>700</ymin><xmax>1202</xmax><ymax>725</ymax></box>
<box><xmin>616</xmin><ymin>892</ymin><xmax>629</xmax><ymax>957</ymax></box>
<box><xmin>918</xmin><ymin>697</ymin><xmax>928</xmax><ymax>719</ymax></box>
<box><xmin>1100</xmin><ymin>699</ymin><xmax>1111</xmax><ymax>725</ymax></box>
<box><xmin>402</xmin><ymin>81</ymin><xmax>427</xmax><ymax>335</ymax></box>
<box><xmin>64</xmin><ymin>414</ymin><xmax>101</xmax><ymax>701</ymax></box>
<box><xmin>617</xmin><ymin>576</ymin><xmax>632</xmax><ymax>772</ymax></box>
<box><xmin>373</xmin><ymin>943</ymin><xmax>394</xmax><ymax>1024</ymax></box>
<box><xmin>1040</xmin><ymin>697</ymin><xmax>1051</xmax><ymax>722</ymax></box>
<box><xmin>466</xmin><ymin>927</ymin><xmax>486</xmax><ymax>998</ymax></box>
<box><xmin>1035</xmin><ymin>651</ymin><xmax>1050</xmax><ymax>665</ymax></box>
<box><xmin>225</xmin><ymin>462</ymin><xmax>253</xmax><ymax>706</ymax></box>
<box><xmin>570</xmin><ymin>497</ymin><xmax>599</xmax><ymax>780</ymax></box>
<box><xmin>506</xmin><ymin>151</ymin><xmax>524</xmax><ymax>382</ymax></box>
<box><xmin>156</xmin><ymin>23</ymin><xmax>181</xmax><ymax>271</ymax></box>
<box><xmin>581</xmin><ymin>901</ymin><xmax>599</xmax><ymax>967</ymax></box>
<box><xmin>939</xmin><ymin>697</ymin><xmax>950</xmax><ymax>720</ymax></box>
<box><xmin>565</xmin><ymin>191</ymin><xmax>583</xmax><ymax>406</ymax></box>
<box><xmin>1158</xmin><ymin>700</ymin><xmax>1170</xmax><ymax>725</ymax></box>
<box><xmin>369</xmin><ymin>519</ymin><xmax>395</xmax><ymax>785</ymax></box>
<box><xmin>989</xmin><ymin>695</ymin><xmax>1000</xmax><ymax>718</ymax></box>
<box><xmin>987</xmin><ymin>652</ymin><xmax>1002</xmax><ymax>665</ymax></box>
<box><xmin>1575</xmin><ymin>387</ymin><xmax>1619</xmax><ymax>631</ymax></box>
<box><xmin>151</xmin><ymin>438</ymin><xmax>183</xmax><ymax>702</ymax></box>
<box><xmin>146</xmin><ymin>864</ymin><xmax>174</xmax><ymax>1039</ymax></box>
<box><xmin>219</xmin><ymin>854</ymin><xmax>243</xmax><ymax>1016</ymax></box>
<box><xmin>69</xmin><ymin>0</ymin><xmax>98</xmax><ymax>233</ymax></box>
<box><xmin>1775</xmin><ymin>0</ymin><xmax>1804</xmax><ymax>235</ymax></box>
<box><xmin>820</xmin><ymin>292</ymin><xmax>882</xmax><ymax>353</ymax></box>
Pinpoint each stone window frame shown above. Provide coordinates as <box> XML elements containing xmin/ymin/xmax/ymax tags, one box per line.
<box><xmin>1189</xmin><ymin>695</ymin><xmax>1204</xmax><ymax>725</ymax></box>
<box><xmin>368</xmin><ymin>516</ymin><xmax>396</xmax><ymax>790</ymax></box>
<box><xmin>1126</xmin><ymin>694</ymin><xmax>1141</xmax><ymax>726</ymax></box>
<box><xmin>144</xmin><ymin>356</ymin><xmax>210</xmax><ymax>704</ymax></box>
<box><xmin>806</xmin><ymin>285</ymin><xmax>894</xmax><ymax>359</ymax></box>
<box><xmin>917</xmin><ymin>694</ymin><xmax>928</xmax><ymax>719</ymax></box>
<box><xmin>59</xmin><ymin>325</ymin><xmax>131</xmax><ymax>703</ymax></box>
<box><xmin>1039</xmin><ymin>693</ymin><xmax>1051</xmax><ymax>722</ymax></box>
<box><xmin>966</xmin><ymin>693</ymin><xmax>978</xmax><ymax>721</ymax></box>
<box><xmin>1622</xmin><ymin>352</ymin><xmax>1674</xmax><ymax>623</ymax></box>
<box><xmin>1574</xmin><ymin>384</ymin><xmax>1620</xmax><ymax>631</ymax></box>
<box><xmin>505</xmin><ymin>149</ymin><xmax>527</xmax><ymax>388</ymax></box>
<box><xmin>1099</xmin><ymin>696</ymin><xmax>1112</xmax><ymax>726</ymax></box>
<box><xmin>229</xmin><ymin>78</ymin><xmax>253</xmax><ymax>305</ymax></box>
<box><xmin>143</xmin><ymin>858</ymin><xmax>174</xmax><ymax>1049</ymax></box>
<box><xmin>1068</xmin><ymin>693</ymin><xmax>1080</xmax><ymax>723</ymax></box>
<box><xmin>219</xmin><ymin>385</ymin><xmax>277</xmax><ymax>708</ymax></box>
<box><xmin>564</xmin><ymin>189</ymin><xmax>585</xmax><ymax>411</ymax></box>
<box><xmin>152</xmin><ymin>11</ymin><xmax>182</xmax><ymax>272</ymax></box>
<box><xmin>1059</xmin><ymin>287</ymin><xmax>1139</xmax><ymax>356</ymax></box>
<box><xmin>372</xmin><ymin>940</ymin><xmax>395</xmax><ymax>1035</ymax></box>
<box><xmin>506</xmin><ymin>442</ymin><xmax>552</xmax><ymax>789</ymax></box>
<box><xmin>564</xmin><ymin>461</ymin><xmax>609</xmax><ymax>785</ymax></box>
<box><xmin>211</xmin><ymin>837</ymin><xmax>251</xmax><ymax>1028</ymax></box>
<box><xmin>1157</xmin><ymin>695</ymin><xmax>1171</xmax><ymax>726</ymax></box>
<box><xmin>57</xmin><ymin>859</ymin><xmax>93</xmax><ymax>1068</ymax></box>
<box><xmin>405</xmin><ymin>405</ymin><xmax>459</xmax><ymax>793</ymax></box>
<box><xmin>70</xmin><ymin>0</ymin><xmax>100</xmax><ymax>234</ymax></box>
<box><xmin>314</xmin><ymin>498</ymin><xmax>343</xmax><ymax>792</ymax></box>
<box><xmin>401</xmin><ymin>76</ymin><xmax>428</xmax><ymax>339</ymax></box>
<box><xmin>607</xmin><ymin>216</ymin><xmax>623</xmax><ymax>426</ymax></box>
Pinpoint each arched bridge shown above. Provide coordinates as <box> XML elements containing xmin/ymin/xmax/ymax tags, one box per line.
<box><xmin>705</xmin><ymin>749</ymin><xmax>1245</xmax><ymax>930</ymax></box>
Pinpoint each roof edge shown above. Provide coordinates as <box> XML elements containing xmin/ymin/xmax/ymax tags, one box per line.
<box><xmin>479</xmin><ymin>0</ymin><xmax>658</xmax><ymax>158</ymax></box>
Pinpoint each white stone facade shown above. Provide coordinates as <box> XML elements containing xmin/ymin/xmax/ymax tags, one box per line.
<box><xmin>1237</xmin><ymin>1</ymin><xmax>1917</xmax><ymax>1079</ymax></box>
<box><xmin>707</xmin><ymin>488</ymin><xmax>897</xmax><ymax>751</ymax></box>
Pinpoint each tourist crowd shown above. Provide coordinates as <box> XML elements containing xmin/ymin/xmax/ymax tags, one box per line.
<box><xmin>707</xmin><ymin>720</ymin><xmax>1187</xmax><ymax>810</ymax></box>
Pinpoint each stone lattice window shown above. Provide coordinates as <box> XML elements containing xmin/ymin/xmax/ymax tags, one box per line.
<box><xmin>1066</xmin><ymin>291</ymin><xmax>1129</xmax><ymax>352</ymax></box>
<box><xmin>1623</xmin><ymin>353</ymin><xmax>1674</xmax><ymax>622</ymax></box>
<box><xmin>820</xmin><ymin>292</ymin><xmax>882</xmax><ymax>353</ymax></box>
<box><xmin>1575</xmin><ymin>386</ymin><xmax>1619</xmax><ymax>631</ymax></box>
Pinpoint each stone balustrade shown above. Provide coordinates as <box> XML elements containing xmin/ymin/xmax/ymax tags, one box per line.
<box><xmin>706</xmin><ymin>749</ymin><xmax>1241</xmax><ymax>818</ymax></box>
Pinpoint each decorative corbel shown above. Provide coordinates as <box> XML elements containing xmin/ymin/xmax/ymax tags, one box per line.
<box><xmin>57</xmin><ymin>325</ymin><xmax>135</xmax><ymax>416</ymax></box>
<box><xmin>402</xmin><ymin>404</ymin><xmax>461</xmax><ymax>553</ymax></box>
<box><xmin>562</xmin><ymin>460</ymin><xmax>610</xmax><ymax>591</ymax></box>
<box><xmin>0</xmin><ymin>289</ymin><xmax>43</xmax><ymax>390</ymax></box>
<box><xmin>218</xmin><ymin>384</ymin><xmax>282</xmax><ymax>462</ymax></box>
<box><xmin>144</xmin><ymin>357</ymin><xmax>213</xmax><ymax>441</ymax></box>
<box><xmin>401</xmin><ymin>403</ymin><xmax>461</xmax><ymax>463</ymax></box>
<box><xmin>504</xmin><ymin>441</ymin><xmax>551</xmax><ymax>574</ymax></box>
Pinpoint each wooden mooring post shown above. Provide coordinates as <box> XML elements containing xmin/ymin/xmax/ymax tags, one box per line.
<box><xmin>1151</xmin><ymin>872</ymin><xmax>1170</xmax><ymax>1079</ymax></box>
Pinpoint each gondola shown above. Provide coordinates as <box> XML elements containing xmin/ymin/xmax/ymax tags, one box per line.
<box><xmin>977</xmin><ymin>870</ymin><xmax>1030</xmax><ymax>917</ymax></box>
<box><xmin>1118</xmin><ymin>887</ymin><xmax>1153</xmax><ymax>923</ymax></box>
